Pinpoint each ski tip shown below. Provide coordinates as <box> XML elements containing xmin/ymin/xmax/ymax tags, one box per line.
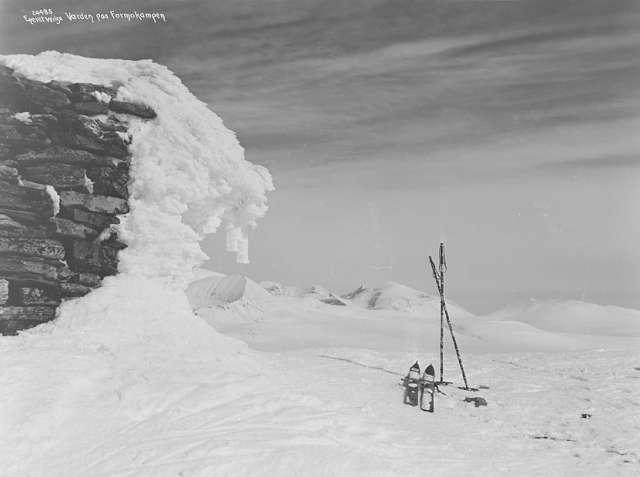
<box><xmin>410</xmin><ymin>361</ymin><xmax>420</xmax><ymax>372</ymax></box>
<box><xmin>425</xmin><ymin>364</ymin><xmax>435</xmax><ymax>375</ymax></box>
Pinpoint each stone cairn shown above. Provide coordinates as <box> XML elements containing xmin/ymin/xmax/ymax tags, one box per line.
<box><xmin>0</xmin><ymin>65</ymin><xmax>156</xmax><ymax>335</ymax></box>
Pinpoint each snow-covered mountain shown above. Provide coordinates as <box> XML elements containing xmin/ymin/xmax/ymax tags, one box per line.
<box><xmin>187</xmin><ymin>273</ymin><xmax>270</xmax><ymax>308</ymax></box>
<box><xmin>341</xmin><ymin>281</ymin><xmax>474</xmax><ymax>318</ymax></box>
<box><xmin>254</xmin><ymin>279</ymin><xmax>472</xmax><ymax>315</ymax></box>
<box><xmin>302</xmin><ymin>284</ymin><xmax>348</xmax><ymax>305</ymax></box>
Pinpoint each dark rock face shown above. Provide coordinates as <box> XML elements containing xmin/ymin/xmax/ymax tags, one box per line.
<box><xmin>21</xmin><ymin>163</ymin><xmax>91</xmax><ymax>192</ymax></box>
<box><xmin>0</xmin><ymin>122</ymin><xmax>52</xmax><ymax>149</ymax></box>
<box><xmin>73</xmin><ymin>102</ymin><xmax>109</xmax><ymax>116</ymax></box>
<box><xmin>59</xmin><ymin>207</ymin><xmax>119</xmax><ymax>230</ymax></box>
<box><xmin>0</xmin><ymin>306</ymin><xmax>56</xmax><ymax>334</ymax></box>
<box><xmin>56</xmin><ymin>112</ymin><xmax>130</xmax><ymax>157</ymax></box>
<box><xmin>0</xmin><ymin>182</ymin><xmax>56</xmax><ymax>220</ymax></box>
<box><xmin>23</xmin><ymin>82</ymin><xmax>71</xmax><ymax>112</ymax></box>
<box><xmin>65</xmin><ymin>239</ymin><xmax>119</xmax><ymax>275</ymax></box>
<box><xmin>51</xmin><ymin>218</ymin><xmax>100</xmax><ymax>240</ymax></box>
<box><xmin>0</xmin><ymin>164</ymin><xmax>20</xmax><ymax>182</ymax></box>
<box><xmin>11</xmin><ymin>283</ymin><xmax>61</xmax><ymax>306</ymax></box>
<box><xmin>0</xmin><ymin>214</ymin><xmax>50</xmax><ymax>239</ymax></box>
<box><xmin>0</xmin><ymin>254</ymin><xmax>61</xmax><ymax>282</ymax></box>
<box><xmin>86</xmin><ymin>162</ymin><xmax>130</xmax><ymax>199</ymax></box>
<box><xmin>15</xmin><ymin>146</ymin><xmax>122</xmax><ymax>168</ymax></box>
<box><xmin>0</xmin><ymin>65</ymin><xmax>156</xmax><ymax>335</ymax></box>
<box><xmin>59</xmin><ymin>190</ymin><xmax>129</xmax><ymax>215</ymax></box>
<box><xmin>109</xmin><ymin>100</ymin><xmax>157</xmax><ymax>119</ymax></box>
<box><xmin>60</xmin><ymin>281</ymin><xmax>92</xmax><ymax>298</ymax></box>
<box><xmin>0</xmin><ymin>237</ymin><xmax>65</xmax><ymax>260</ymax></box>
<box><xmin>0</xmin><ymin>279</ymin><xmax>8</xmax><ymax>304</ymax></box>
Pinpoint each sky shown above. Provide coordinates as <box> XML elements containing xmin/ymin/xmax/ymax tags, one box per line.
<box><xmin>1</xmin><ymin>0</ymin><xmax>639</xmax><ymax>313</ymax></box>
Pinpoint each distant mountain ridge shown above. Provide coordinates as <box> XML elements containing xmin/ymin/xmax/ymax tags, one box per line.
<box><xmin>480</xmin><ymin>299</ymin><xmax>640</xmax><ymax>337</ymax></box>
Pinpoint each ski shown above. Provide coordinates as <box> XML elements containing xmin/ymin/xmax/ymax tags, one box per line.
<box><xmin>420</xmin><ymin>364</ymin><xmax>435</xmax><ymax>412</ymax></box>
<box><xmin>403</xmin><ymin>361</ymin><xmax>421</xmax><ymax>406</ymax></box>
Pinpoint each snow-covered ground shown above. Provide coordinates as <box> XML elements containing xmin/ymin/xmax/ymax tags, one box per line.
<box><xmin>195</xmin><ymin>290</ymin><xmax>640</xmax><ymax>476</ymax></box>
<box><xmin>3</xmin><ymin>284</ymin><xmax>639</xmax><ymax>476</ymax></box>
<box><xmin>1</xmin><ymin>53</ymin><xmax>638</xmax><ymax>476</ymax></box>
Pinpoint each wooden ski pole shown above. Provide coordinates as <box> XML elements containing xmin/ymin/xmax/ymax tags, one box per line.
<box><xmin>428</xmin><ymin>256</ymin><xmax>470</xmax><ymax>390</ymax></box>
<box><xmin>429</xmin><ymin>256</ymin><xmax>444</xmax><ymax>382</ymax></box>
<box><xmin>442</xmin><ymin>300</ymin><xmax>469</xmax><ymax>390</ymax></box>
<box><xmin>439</xmin><ymin>294</ymin><xmax>444</xmax><ymax>383</ymax></box>
<box><xmin>438</xmin><ymin>243</ymin><xmax>447</xmax><ymax>384</ymax></box>
<box><xmin>438</xmin><ymin>244</ymin><xmax>445</xmax><ymax>383</ymax></box>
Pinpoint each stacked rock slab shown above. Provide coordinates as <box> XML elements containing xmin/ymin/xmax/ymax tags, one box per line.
<box><xmin>0</xmin><ymin>65</ymin><xmax>156</xmax><ymax>335</ymax></box>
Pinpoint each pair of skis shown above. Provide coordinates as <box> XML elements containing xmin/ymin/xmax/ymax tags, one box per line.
<box><xmin>403</xmin><ymin>361</ymin><xmax>435</xmax><ymax>412</ymax></box>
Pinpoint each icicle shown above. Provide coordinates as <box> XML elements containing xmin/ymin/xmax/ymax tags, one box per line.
<box><xmin>236</xmin><ymin>229</ymin><xmax>249</xmax><ymax>264</ymax></box>
<box><xmin>225</xmin><ymin>226</ymin><xmax>241</xmax><ymax>253</ymax></box>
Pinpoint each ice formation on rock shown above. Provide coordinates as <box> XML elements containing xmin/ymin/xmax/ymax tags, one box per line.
<box><xmin>2</xmin><ymin>51</ymin><xmax>273</xmax><ymax>280</ymax></box>
<box><xmin>0</xmin><ymin>51</ymin><xmax>272</xmax><ymax>350</ymax></box>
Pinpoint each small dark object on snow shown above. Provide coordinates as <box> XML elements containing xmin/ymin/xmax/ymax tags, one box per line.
<box><xmin>464</xmin><ymin>397</ymin><xmax>487</xmax><ymax>407</ymax></box>
<box><xmin>581</xmin><ymin>413</ymin><xmax>592</xmax><ymax>419</ymax></box>
<box><xmin>531</xmin><ymin>435</ymin><xmax>576</xmax><ymax>442</ymax></box>
<box><xmin>320</xmin><ymin>295</ymin><xmax>347</xmax><ymax>306</ymax></box>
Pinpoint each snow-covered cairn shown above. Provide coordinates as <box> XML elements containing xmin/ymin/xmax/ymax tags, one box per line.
<box><xmin>0</xmin><ymin>52</ymin><xmax>272</xmax><ymax>335</ymax></box>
